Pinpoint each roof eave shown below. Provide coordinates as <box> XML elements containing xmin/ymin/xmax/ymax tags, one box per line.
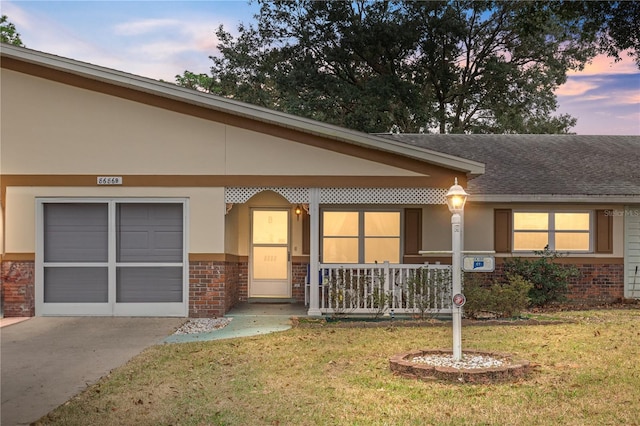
<box><xmin>470</xmin><ymin>194</ymin><xmax>640</xmax><ymax>204</ymax></box>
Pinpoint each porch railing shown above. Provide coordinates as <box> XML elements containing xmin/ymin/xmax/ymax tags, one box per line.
<box><xmin>316</xmin><ymin>262</ymin><xmax>452</xmax><ymax>316</ymax></box>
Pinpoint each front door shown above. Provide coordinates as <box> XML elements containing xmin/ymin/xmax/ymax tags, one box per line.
<box><xmin>250</xmin><ymin>209</ymin><xmax>291</xmax><ymax>298</ymax></box>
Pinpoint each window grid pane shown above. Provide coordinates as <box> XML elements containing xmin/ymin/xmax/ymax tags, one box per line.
<box><xmin>322</xmin><ymin>237</ymin><xmax>359</xmax><ymax>263</ymax></box>
<box><xmin>364</xmin><ymin>212</ymin><xmax>400</xmax><ymax>236</ymax></box>
<box><xmin>513</xmin><ymin>232</ymin><xmax>548</xmax><ymax>251</ymax></box>
<box><xmin>323</xmin><ymin>212</ymin><xmax>359</xmax><ymax>236</ymax></box>
<box><xmin>555</xmin><ymin>213</ymin><xmax>590</xmax><ymax>231</ymax></box>
<box><xmin>514</xmin><ymin>213</ymin><xmax>548</xmax><ymax>230</ymax></box>
<box><xmin>365</xmin><ymin>237</ymin><xmax>400</xmax><ymax>263</ymax></box>
<box><xmin>555</xmin><ymin>232</ymin><xmax>590</xmax><ymax>251</ymax></box>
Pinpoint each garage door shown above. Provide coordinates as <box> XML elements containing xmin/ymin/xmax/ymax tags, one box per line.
<box><xmin>36</xmin><ymin>200</ymin><xmax>187</xmax><ymax>316</ymax></box>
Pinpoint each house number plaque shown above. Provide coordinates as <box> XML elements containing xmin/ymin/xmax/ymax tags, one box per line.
<box><xmin>97</xmin><ymin>176</ymin><xmax>123</xmax><ymax>185</ymax></box>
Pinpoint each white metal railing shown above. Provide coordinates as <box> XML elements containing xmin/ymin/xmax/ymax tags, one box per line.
<box><xmin>315</xmin><ymin>261</ymin><xmax>452</xmax><ymax>316</ymax></box>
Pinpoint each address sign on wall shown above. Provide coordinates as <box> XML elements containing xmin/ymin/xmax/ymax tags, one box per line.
<box><xmin>97</xmin><ymin>176</ymin><xmax>123</xmax><ymax>185</ymax></box>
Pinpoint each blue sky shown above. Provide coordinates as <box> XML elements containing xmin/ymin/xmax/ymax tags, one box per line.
<box><xmin>3</xmin><ymin>0</ymin><xmax>639</xmax><ymax>135</ymax></box>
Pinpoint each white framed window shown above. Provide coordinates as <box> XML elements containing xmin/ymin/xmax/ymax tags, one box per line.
<box><xmin>513</xmin><ymin>211</ymin><xmax>591</xmax><ymax>252</ymax></box>
<box><xmin>322</xmin><ymin>209</ymin><xmax>401</xmax><ymax>263</ymax></box>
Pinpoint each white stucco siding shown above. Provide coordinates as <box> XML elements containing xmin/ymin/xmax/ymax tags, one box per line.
<box><xmin>2</xmin><ymin>69</ymin><xmax>424</xmax><ymax>178</ymax></box>
<box><xmin>625</xmin><ymin>206</ymin><xmax>640</xmax><ymax>298</ymax></box>
<box><xmin>217</xmin><ymin>125</ymin><xmax>423</xmax><ymax>177</ymax></box>
<box><xmin>1</xmin><ymin>69</ymin><xmax>225</xmax><ymax>175</ymax></box>
<box><xmin>3</xmin><ymin>186</ymin><xmax>225</xmax><ymax>254</ymax></box>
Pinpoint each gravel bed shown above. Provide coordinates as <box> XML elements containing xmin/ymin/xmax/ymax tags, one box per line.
<box><xmin>411</xmin><ymin>353</ymin><xmax>506</xmax><ymax>369</ymax></box>
<box><xmin>173</xmin><ymin>318</ymin><xmax>232</xmax><ymax>335</ymax></box>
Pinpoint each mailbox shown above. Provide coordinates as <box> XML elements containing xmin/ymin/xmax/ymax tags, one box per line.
<box><xmin>462</xmin><ymin>256</ymin><xmax>495</xmax><ymax>272</ymax></box>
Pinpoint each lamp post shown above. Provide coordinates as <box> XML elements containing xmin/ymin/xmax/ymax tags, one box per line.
<box><xmin>446</xmin><ymin>178</ymin><xmax>468</xmax><ymax>361</ymax></box>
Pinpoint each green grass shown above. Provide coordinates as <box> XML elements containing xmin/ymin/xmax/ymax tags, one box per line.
<box><xmin>35</xmin><ymin>309</ymin><xmax>640</xmax><ymax>426</ymax></box>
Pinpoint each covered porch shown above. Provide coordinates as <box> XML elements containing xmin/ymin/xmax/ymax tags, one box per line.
<box><xmin>224</xmin><ymin>186</ymin><xmax>459</xmax><ymax>317</ymax></box>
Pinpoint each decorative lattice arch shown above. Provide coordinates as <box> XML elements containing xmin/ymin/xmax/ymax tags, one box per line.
<box><xmin>225</xmin><ymin>187</ymin><xmax>447</xmax><ymax>205</ymax></box>
<box><xmin>225</xmin><ymin>187</ymin><xmax>310</xmax><ymax>204</ymax></box>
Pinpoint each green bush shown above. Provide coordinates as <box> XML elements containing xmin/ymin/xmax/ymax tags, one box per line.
<box><xmin>464</xmin><ymin>273</ymin><xmax>533</xmax><ymax>319</ymax></box>
<box><xmin>503</xmin><ymin>247</ymin><xmax>580</xmax><ymax>307</ymax></box>
<box><xmin>406</xmin><ymin>267</ymin><xmax>451</xmax><ymax>319</ymax></box>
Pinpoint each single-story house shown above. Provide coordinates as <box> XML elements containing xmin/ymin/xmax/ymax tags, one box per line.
<box><xmin>1</xmin><ymin>44</ymin><xmax>639</xmax><ymax>318</ymax></box>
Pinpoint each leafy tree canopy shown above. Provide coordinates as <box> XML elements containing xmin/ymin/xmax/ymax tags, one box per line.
<box><xmin>1</xmin><ymin>15</ymin><xmax>25</xmax><ymax>47</ymax></box>
<box><xmin>177</xmin><ymin>1</ymin><xmax>636</xmax><ymax>134</ymax></box>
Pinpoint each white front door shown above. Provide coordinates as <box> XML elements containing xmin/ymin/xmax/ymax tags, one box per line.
<box><xmin>250</xmin><ymin>209</ymin><xmax>291</xmax><ymax>298</ymax></box>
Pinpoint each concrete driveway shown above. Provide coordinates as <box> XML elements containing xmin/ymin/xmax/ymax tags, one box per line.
<box><xmin>1</xmin><ymin>317</ymin><xmax>185</xmax><ymax>426</ymax></box>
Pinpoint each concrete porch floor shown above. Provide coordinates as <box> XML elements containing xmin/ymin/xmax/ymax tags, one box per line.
<box><xmin>227</xmin><ymin>301</ymin><xmax>308</xmax><ymax>316</ymax></box>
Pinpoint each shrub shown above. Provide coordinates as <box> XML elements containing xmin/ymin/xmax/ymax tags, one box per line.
<box><xmin>406</xmin><ymin>267</ymin><xmax>451</xmax><ymax>319</ymax></box>
<box><xmin>503</xmin><ymin>247</ymin><xmax>580</xmax><ymax>307</ymax></box>
<box><xmin>464</xmin><ymin>273</ymin><xmax>533</xmax><ymax>319</ymax></box>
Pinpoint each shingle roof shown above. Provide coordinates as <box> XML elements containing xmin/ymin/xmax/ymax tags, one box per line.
<box><xmin>380</xmin><ymin>134</ymin><xmax>640</xmax><ymax>198</ymax></box>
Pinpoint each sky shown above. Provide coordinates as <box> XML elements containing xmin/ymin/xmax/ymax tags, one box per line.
<box><xmin>2</xmin><ymin>0</ymin><xmax>639</xmax><ymax>135</ymax></box>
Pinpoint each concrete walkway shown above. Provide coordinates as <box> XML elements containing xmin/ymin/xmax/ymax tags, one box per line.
<box><xmin>164</xmin><ymin>303</ymin><xmax>308</xmax><ymax>343</ymax></box>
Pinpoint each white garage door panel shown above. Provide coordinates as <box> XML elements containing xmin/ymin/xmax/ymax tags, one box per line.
<box><xmin>37</xmin><ymin>200</ymin><xmax>187</xmax><ymax>317</ymax></box>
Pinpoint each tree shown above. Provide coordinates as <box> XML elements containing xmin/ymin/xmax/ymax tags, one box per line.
<box><xmin>1</xmin><ymin>15</ymin><xmax>25</xmax><ymax>47</ymax></box>
<box><xmin>177</xmin><ymin>1</ymin><xmax>630</xmax><ymax>134</ymax></box>
<box><xmin>560</xmin><ymin>1</ymin><xmax>640</xmax><ymax>67</ymax></box>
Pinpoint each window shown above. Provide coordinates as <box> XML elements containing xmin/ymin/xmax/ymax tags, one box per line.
<box><xmin>513</xmin><ymin>211</ymin><xmax>591</xmax><ymax>252</ymax></box>
<box><xmin>322</xmin><ymin>210</ymin><xmax>400</xmax><ymax>263</ymax></box>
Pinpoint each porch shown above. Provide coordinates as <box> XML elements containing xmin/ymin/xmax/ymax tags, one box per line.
<box><xmin>224</xmin><ymin>186</ymin><xmax>458</xmax><ymax>318</ymax></box>
<box><xmin>308</xmin><ymin>262</ymin><xmax>453</xmax><ymax>316</ymax></box>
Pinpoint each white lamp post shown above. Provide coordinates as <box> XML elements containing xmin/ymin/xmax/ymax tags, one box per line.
<box><xmin>446</xmin><ymin>178</ymin><xmax>468</xmax><ymax>361</ymax></box>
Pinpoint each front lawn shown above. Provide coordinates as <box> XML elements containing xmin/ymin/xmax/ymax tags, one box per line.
<box><xmin>35</xmin><ymin>309</ymin><xmax>640</xmax><ymax>426</ymax></box>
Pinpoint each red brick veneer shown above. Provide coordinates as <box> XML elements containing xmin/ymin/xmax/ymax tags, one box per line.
<box><xmin>292</xmin><ymin>262</ymin><xmax>308</xmax><ymax>303</ymax></box>
<box><xmin>189</xmin><ymin>260</ymin><xmax>240</xmax><ymax>318</ymax></box>
<box><xmin>471</xmin><ymin>261</ymin><xmax>624</xmax><ymax>305</ymax></box>
<box><xmin>1</xmin><ymin>261</ymin><xmax>35</xmax><ymax>317</ymax></box>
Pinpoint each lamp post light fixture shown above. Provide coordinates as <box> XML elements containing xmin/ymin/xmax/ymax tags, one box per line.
<box><xmin>446</xmin><ymin>178</ymin><xmax>468</xmax><ymax>361</ymax></box>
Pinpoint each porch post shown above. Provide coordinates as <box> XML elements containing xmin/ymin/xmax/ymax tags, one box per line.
<box><xmin>307</xmin><ymin>188</ymin><xmax>322</xmax><ymax>316</ymax></box>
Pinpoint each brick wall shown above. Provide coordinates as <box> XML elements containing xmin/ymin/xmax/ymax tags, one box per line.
<box><xmin>292</xmin><ymin>262</ymin><xmax>308</xmax><ymax>303</ymax></box>
<box><xmin>566</xmin><ymin>263</ymin><xmax>625</xmax><ymax>303</ymax></box>
<box><xmin>1</xmin><ymin>261</ymin><xmax>35</xmax><ymax>317</ymax></box>
<box><xmin>237</xmin><ymin>261</ymin><xmax>248</xmax><ymax>302</ymax></box>
<box><xmin>470</xmin><ymin>261</ymin><xmax>624</xmax><ymax>305</ymax></box>
<box><xmin>189</xmin><ymin>260</ymin><xmax>241</xmax><ymax>318</ymax></box>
